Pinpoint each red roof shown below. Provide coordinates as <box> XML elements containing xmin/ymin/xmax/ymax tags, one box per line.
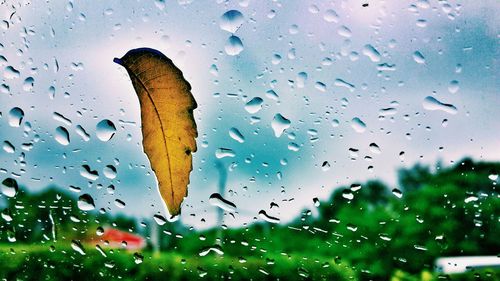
<box><xmin>92</xmin><ymin>228</ymin><xmax>146</xmax><ymax>250</ymax></box>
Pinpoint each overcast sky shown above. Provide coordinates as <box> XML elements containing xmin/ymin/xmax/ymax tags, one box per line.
<box><xmin>0</xmin><ymin>0</ymin><xmax>498</xmax><ymax>229</ymax></box>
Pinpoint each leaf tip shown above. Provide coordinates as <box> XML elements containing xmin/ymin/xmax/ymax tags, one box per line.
<box><xmin>113</xmin><ymin>57</ymin><xmax>123</xmax><ymax>65</ymax></box>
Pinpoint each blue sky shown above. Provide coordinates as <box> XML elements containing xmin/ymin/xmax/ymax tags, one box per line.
<box><xmin>0</xmin><ymin>0</ymin><xmax>498</xmax><ymax>229</ymax></box>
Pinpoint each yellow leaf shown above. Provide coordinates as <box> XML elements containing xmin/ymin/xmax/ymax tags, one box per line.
<box><xmin>114</xmin><ymin>48</ymin><xmax>197</xmax><ymax>216</ymax></box>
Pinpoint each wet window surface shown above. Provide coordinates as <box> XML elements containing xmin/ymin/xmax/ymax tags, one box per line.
<box><xmin>0</xmin><ymin>1</ymin><xmax>499</xmax><ymax>280</ymax></box>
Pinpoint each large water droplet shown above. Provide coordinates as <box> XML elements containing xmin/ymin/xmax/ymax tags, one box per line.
<box><xmin>229</xmin><ymin>127</ymin><xmax>245</xmax><ymax>143</ymax></box>
<box><xmin>244</xmin><ymin>97</ymin><xmax>263</xmax><ymax>114</ymax></box>
<box><xmin>413</xmin><ymin>51</ymin><xmax>425</xmax><ymax>64</ymax></box>
<box><xmin>199</xmin><ymin>245</ymin><xmax>224</xmax><ymax>256</ymax></box>
<box><xmin>448</xmin><ymin>80</ymin><xmax>459</xmax><ymax>94</ymax></box>
<box><xmin>1</xmin><ymin>178</ymin><xmax>18</xmax><ymax>198</ymax></box>
<box><xmin>215</xmin><ymin>148</ymin><xmax>236</xmax><ymax>158</ymax></box>
<box><xmin>77</xmin><ymin>194</ymin><xmax>95</xmax><ymax>211</ymax></box>
<box><xmin>103</xmin><ymin>165</ymin><xmax>117</xmax><ymax>179</ymax></box>
<box><xmin>351</xmin><ymin>117</ymin><xmax>366</xmax><ymax>133</ymax></box>
<box><xmin>422</xmin><ymin>96</ymin><xmax>457</xmax><ymax>114</ymax></box>
<box><xmin>209</xmin><ymin>193</ymin><xmax>237</xmax><ymax>212</ymax></box>
<box><xmin>23</xmin><ymin>77</ymin><xmax>34</xmax><ymax>91</ymax></box>
<box><xmin>220</xmin><ymin>10</ymin><xmax>244</xmax><ymax>33</ymax></box>
<box><xmin>258</xmin><ymin>210</ymin><xmax>280</xmax><ymax>224</ymax></box>
<box><xmin>71</xmin><ymin>240</ymin><xmax>86</xmax><ymax>255</ymax></box>
<box><xmin>2</xmin><ymin>141</ymin><xmax>15</xmax><ymax>153</ymax></box>
<box><xmin>54</xmin><ymin>126</ymin><xmax>70</xmax><ymax>146</ymax></box>
<box><xmin>3</xmin><ymin>66</ymin><xmax>20</xmax><ymax>79</ymax></box>
<box><xmin>362</xmin><ymin>44</ymin><xmax>381</xmax><ymax>62</ymax></box>
<box><xmin>323</xmin><ymin>9</ymin><xmax>339</xmax><ymax>23</ymax></box>
<box><xmin>96</xmin><ymin>119</ymin><xmax>116</xmax><ymax>141</ymax></box>
<box><xmin>80</xmin><ymin>165</ymin><xmax>99</xmax><ymax>181</ymax></box>
<box><xmin>271</xmin><ymin>113</ymin><xmax>291</xmax><ymax>137</ymax></box>
<box><xmin>225</xmin><ymin>35</ymin><xmax>244</xmax><ymax>56</ymax></box>
<box><xmin>8</xmin><ymin>107</ymin><xmax>24</xmax><ymax>127</ymax></box>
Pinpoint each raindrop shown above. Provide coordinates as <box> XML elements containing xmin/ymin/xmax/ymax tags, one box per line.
<box><xmin>96</xmin><ymin>119</ymin><xmax>116</xmax><ymax>141</ymax></box>
<box><xmin>8</xmin><ymin>107</ymin><xmax>24</xmax><ymax>127</ymax></box>
<box><xmin>422</xmin><ymin>96</ymin><xmax>457</xmax><ymax>114</ymax></box>
<box><xmin>103</xmin><ymin>165</ymin><xmax>117</xmax><ymax>179</ymax></box>
<box><xmin>392</xmin><ymin>188</ymin><xmax>403</xmax><ymax>198</ymax></box>
<box><xmin>351</xmin><ymin>117</ymin><xmax>366</xmax><ymax>133</ymax></box>
<box><xmin>23</xmin><ymin>77</ymin><xmax>34</xmax><ymax>91</ymax></box>
<box><xmin>448</xmin><ymin>80</ymin><xmax>459</xmax><ymax>94</ymax></box>
<box><xmin>220</xmin><ymin>10</ymin><xmax>244</xmax><ymax>33</ymax></box>
<box><xmin>114</xmin><ymin>199</ymin><xmax>126</xmax><ymax>208</ymax></box>
<box><xmin>76</xmin><ymin>125</ymin><xmax>90</xmax><ymax>141</ymax></box>
<box><xmin>244</xmin><ymin>97</ymin><xmax>263</xmax><ymax>114</ymax></box>
<box><xmin>2</xmin><ymin>141</ymin><xmax>15</xmax><ymax>153</ymax></box>
<box><xmin>225</xmin><ymin>35</ymin><xmax>244</xmax><ymax>56</ymax></box>
<box><xmin>209</xmin><ymin>193</ymin><xmax>237</xmax><ymax>212</ymax></box>
<box><xmin>133</xmin><ymin>253</ymin><xmax>144</xmax><ymax>264</ymax></box>
<box><xmin>321</xmin><ymin>161</ymin><xmax>330</xmax><ymax>171</ymax></box>
<box><xmin>323</xmin><ymin>9</ymin><xmax>339</xmax><ymax>23</ymax></box>
<box><xmin>54</xmin><ymin>126</ymin><xmax>70</xmax><ymax>146</ymax></box>
<box><xmin>413</xmin><ymin>51</ymin><xmax>425</xmax><ymax>64</ymax></box>
<box><xmin>71</xmin><ymin>240</ymin><xmax>86</xmax><ymax>255</ymax></box>
<box><xmin>313</xmin><ymin>198</ymin><xmax>320</xmax><ymax>207</ymax></box>
<box><xmin>297</xmin><ymin>72</ymin><xmax>307</xmax><ymax>88</ymax></box>
<box><xmin>80</xmin><ymin>165</ymin><xmax>99</xmax><ymax>181</ymax></box>
<box><xmin>369</xmin><ymin>143</ymin><xmax>381</xmax><ymax>154</ymax></box>
<box><xmin>199</xmin><ymin>245</ymin><xmax>224</xmax><ymax>256</ymax></box>
<box><xmin>342</xmin><ymin>189</ymin><xmax>354</xmax><ymax>200</ymax></box>
<box><xmin>215</xmin><ymin>148</ymin><xmax>235</xmax><ymax>158</ymax></box>
<box><xmin>362</xmin><ymin>44</ymin><xmax>381</xmax><ymax>62</ymax></box>
<box><xmin>229</xmin><ymin>127</ymin><xmax>245</xmax><ymax>143</ymax></box>
<box><xmin>77</xmin><ymin>194</ymin><xmax>95</xmax><ymax>211</ymax></box>
<box><xmin>1</xmin><ymin>178</ymin><xmax>18</xmax><ymax>198</ymax></box>
<box><xmin>153</xmin><ymin>214</ymin><xmax>167</xmax><ymax>226</ymax></box>
<box><xmin>3</xmin><ymin>66</ymin><xmax>20</xmax><ymax>79</ymax></box>
<box><xmin>272</xmin><ymin>114</ymin><xmax>291</xmax><ymax>137</ymax></box>
<box><xmin>258</xmin><ymin>210</ymin><xmax>280</xmax><ymax>224</ymax></box>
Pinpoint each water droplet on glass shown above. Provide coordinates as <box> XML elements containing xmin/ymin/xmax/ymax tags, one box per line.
<box><xmin>244</xmin><ymin>97</ymin><xmax>263</xmax><ymax>114</ymax></box>
<box><xmin>2</xmin><ymin>141</ymin><xmax>15</xmax><ymax>153</ymax></box>
<box><xmin>23</xmin><ymin>77</ymin><xmax>34</xmax><ymax>91</ymax></box>
<box><xmin>71</xmin><ymin>240</ymin><xmax>86</xmax><ymax>255</ymax></box>
<box><xmin>225</xmin><ymin>35</ymin><xmax>244</xmax><ymax>56</ymax></box>
<box><xmin>3</xmin><ymin>66</ymin><xmax>20</xmax><ymax>79</ymax></box>
<box><xmin>215</xmin><ymin>148</ymin><xmax>235</xmax><ymax>158</ymax></box>
<box><xmin>369</xmin><ymin>143</ymin><xmax>381</xmax><ymax>154</ymax></box>
<box><xmin>362</xmin><ymin>44</ymin><xmax>381</xmax><ymax>62</ymax></box>
<box><xmin>392</xmin><ymin>188</ymin><xmax>403</xmax><ymax>198</ymax></box>
<box><xmin>258</xmin><ymin>210</ymin><xmax>280</xmax><ymax>224</ymax></box>
<box><xmin>209</xmin><ymin>193</ymin><xmax>237</xmax><ymax>212</ymax></box>
<box><xmin>321</xmin><ymin>161</ymin><xmax>331</xmax><ymax>171</ymax></box>
<box><xmin>133</xmin><ymin>253</ymin><xmax>144</xmax><ymax>264</ymax></box>
<box><xmin>103</xmin><ymin>165</ymin><xmax>117</xmax><ymax>179</ymax></box>
<box><xmin>114</xmin><ymin>199</ymin><xmax>126</xmax><ymax>208</ymax></box>
<box><xmin>323</xmin><ymin>9</ymin><xmax>339</xmax><ymax>23</ymax></box>
<box><xmin>229</xmin><ymin>127</ymin><xmax>245</xmax><ymax>143</ymax></box>
<box><xmin>80</xmin><ymin>165</ymin><xmax>99</xmax><ymax>181</ymax></box>
<box><xmin>54</xmin><ymin>126</ymin><xmax>70</xmax><ymax>146</ymax></box>
<box><xmin>77</xmin><ymin>194</ymin><xmax>95</xmax><ymax>211</ymax></box>
<box><xmin>351</xmin><ymin>117</ymin><xmax>366</xmax><ymax>133</ymax></box>
<box><xmin>422</xmin><ymin>96</ymin><xmax>457</xmax><ymax>114</ymax></box>
<box><xmin>413</xmin><ymin>51</ymin><xmax>426</xmax><ymax>64</ymax></box>
<box><xmin>199</xmin><ymin>245</ymin><xmax>224</xmax><ymax>256</ymax></box>
<box><xmin>220</xmin><ymin>10</ymin><xmax>244</xmax><ymax>33</ymax></box>
<box><xmin>1</xmin><ymin>178</ymin><xmax>18</xmax><ymax>198</ymax></box>
<box><xmin>8</xmin><ymin>107</ymin><xmax>24</xmax><ymax>127</ymax></box>
<box><xmin>272</xmin><ymin>113</ymin><xmax>291</xmax><ymax>137</ymax></box>
<box><xmin>153</xmin><ymin>214</ymin><xmax>167</xmax><ymax>226</ymax></box>
<box><xmin>76</xmin><ymin>125</ymin><xmax>90</xmax><ymax>141</ymax></box>
<box><xmin>96</xmin><ymin>119</ymin><xmax>116</xmax><ymax>141</ymax></box>
<box><xmin>448</xmin><ymin>80</ymin><xmax>459</xmax><ymax>94</ymax></box>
